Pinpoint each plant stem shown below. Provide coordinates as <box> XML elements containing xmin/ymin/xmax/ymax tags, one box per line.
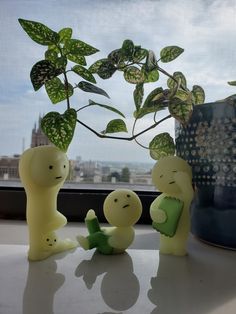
<box><xmin>76</xmin><ymin>104</ymin><xmax>93</xmax><ymax>112</ymax></box>
<box><xmin>76</xmin><ymin>114</ymin><xmax>171</xmax><ymax>141</ymax></box>
<box><xmin>157</xmin><ymin>65</ymin><xmax>187</xmax><ymax>91</ymax></box>
<box><xmin>57</xmin><ymin>44</ymin><xmax>71</xmax><ymax>110</ymax></box>
<box><xmin>63</xmin><ymin>71</ymin><xmax>71</xmax><ymax>110</ymax></box>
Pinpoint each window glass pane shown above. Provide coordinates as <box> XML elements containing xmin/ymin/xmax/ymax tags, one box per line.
<box><xmin>0</xmin><ymin>0</ymin><xmax>236</xmax><ymax>189</ymax></box>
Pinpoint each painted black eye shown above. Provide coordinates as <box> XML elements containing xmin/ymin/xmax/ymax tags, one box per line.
<box><xmin>54</xmin><ymin>239</ymin><xmax>57</xmax><ymax>242</ymax></box>
<box><xmin>114</xmin><ymin>198</ymin><xmax>118</xmax><ymax>202</ymax></box>
<box><xmin>63</xmin><ymin>165</ymin><xmax>66</xmax><ymax>168</ymax></box>
<box><xmin>49</xmin><ymin>165</ymin><xmax>53</xmax><ymax>170</ymax></box>
<box><xmin>127</xmin><ymin>194</ymin><xmax>130</xmax><ymax>198</ymax></box>
<box><xmin>46</xmin><ymin>238</ymin><xmax>49</xmax><ymax>242</ymax></box>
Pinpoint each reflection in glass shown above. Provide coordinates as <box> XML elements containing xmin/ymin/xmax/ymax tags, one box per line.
<box><xmin>23</xmin><ymin>259</ymin><xmax>65</xmax><ymax>314</ymax></box>
<box><xmin>75</xmin><ymin>251</ymin><xmax>140</xmax><ymax>312</ymax></box>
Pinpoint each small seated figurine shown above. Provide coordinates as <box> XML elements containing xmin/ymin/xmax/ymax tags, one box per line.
<box><xmin>19</xmin><ymin>145</ymin><xmax>77</xmax><ymax>261</ymax></box>
<box><xmin>150</xmin><ymin>156</ymin><xmax>194</xmax><ymax>256</ymax></box>
<box><xmin>77</xmin><ymin>189</ymin><xmax>142</xmax><ymax>254</ymax></box>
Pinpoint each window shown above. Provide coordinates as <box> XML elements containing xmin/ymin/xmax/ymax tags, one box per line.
<box><xmin>1</xmin><ymin>0</ymin><xmax>236</xmax><ymax>220</ymax></box>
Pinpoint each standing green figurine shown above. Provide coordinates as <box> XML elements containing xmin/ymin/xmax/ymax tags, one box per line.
<box><xmin>77</xmin><ymin>189</ymin><xmax>142</xmax><ymax>254</ymax></box>
<box><xmin>150</xmin><ymin>156</ymin><xmax>194</xmax><ymax>256</ymax></box>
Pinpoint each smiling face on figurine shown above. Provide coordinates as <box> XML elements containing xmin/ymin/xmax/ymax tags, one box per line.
<box><xmin>103</xmin><ymin>189</ymin><xmax>142</xmax><ymax>227</ymax></box>
<box><xmin>42</xmin><ymin>232</ymin><xmax>58</xmax><ymax>249</ymax></box>
<box><xmin>29</xmin><ymin>146</ymin><xmax>69</xmax><ymax>187</ymax></box>
<box><xmin>152</xmin><ymin>156</ymin><xmax>192</xmax><ymax>194</ymax></box>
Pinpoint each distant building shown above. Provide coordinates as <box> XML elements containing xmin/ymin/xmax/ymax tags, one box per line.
<box><xmin>0</xmin><ymin>116</ymin><xmax>50</xmax><ymax>180</ymax></box>
<box><xmin>0</xmin><ymin>155</ymin><xmax>20</xmax><ymax>179</ymax></box>
<box><xmin>31</xmin><ymin>115</ymin><xmax>51</xmax><ymax>148</ymax></box>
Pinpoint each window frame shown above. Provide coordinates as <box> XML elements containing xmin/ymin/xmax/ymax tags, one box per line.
<box><xmin>0</xmin><ymin>186</ymin><xmax>158</xmax><ymax>224</ymax></box>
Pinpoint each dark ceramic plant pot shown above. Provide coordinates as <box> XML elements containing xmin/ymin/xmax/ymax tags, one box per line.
<box><xmin>175</xmin><ymin>99</ymin><xmax>236</xmax><ymax>249</ymax></box>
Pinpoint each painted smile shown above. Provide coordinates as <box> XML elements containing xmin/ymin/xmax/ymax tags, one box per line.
<box><xmin>55</xmin><ymin>176</ymin><xmax>62</xmax><ymax>179</ymax></box>
<box><xmin>169</xmin><ymin>181</ymin><xmax>175</xmax><ymax>184</ymax></box>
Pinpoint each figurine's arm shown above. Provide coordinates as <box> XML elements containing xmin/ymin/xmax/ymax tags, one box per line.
<box><xmin>150</xmin><ymin>195</ymin><xmax>167</xmax><ymax>224</ymax></box>
<box><xmin>85</xmin><ymin>209</ymin><xmax>101</xmax><ymax>234</ymax></box>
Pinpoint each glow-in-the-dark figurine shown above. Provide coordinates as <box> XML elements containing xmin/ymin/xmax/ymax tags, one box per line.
<box><xmin>19</xmin><ymin>145</ymin><xmax>77</xmax><ymax>261</ymax></box>
<box><xmin>77</xmin><ymin>189</ymin><xmax>142</xmax><ymax>254</ymax></box>
<box><xmin>150</xmin><ymin>156</ymin><xmax>194</xmax><ymax>256</ymax></box>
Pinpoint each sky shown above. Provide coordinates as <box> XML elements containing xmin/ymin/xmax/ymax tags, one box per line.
<box><xmin>0</xmin><ymin>0</ymin><xmax>236</xmax><ymax>162</ymax></box>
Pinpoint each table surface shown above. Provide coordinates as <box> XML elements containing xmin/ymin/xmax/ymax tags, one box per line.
<box><xmin>0</xmin><ymin>238</ymin><xmax>236</xmax><ymax>314</ymax></box>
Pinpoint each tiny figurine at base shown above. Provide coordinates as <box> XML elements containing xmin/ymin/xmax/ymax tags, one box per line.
<box><xmin>77</xmin><ymin>189</ymin><xmax>142</xmax><ymax>254</ymax></box>
<box><xmin>19</xmin><ymin>145</ymin><xmax>77</xmax><ymax>261</ymax></box>
<box><xmin>150</xmin><ymin>155</ymin><xmax>194</xmax><ymax>256</ymax></box>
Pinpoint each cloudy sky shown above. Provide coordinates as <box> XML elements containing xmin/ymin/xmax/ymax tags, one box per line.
<box><xmin>0</xmin><ymin>0</ymin><xmax>236</xmax><ymax>162</ymax></box>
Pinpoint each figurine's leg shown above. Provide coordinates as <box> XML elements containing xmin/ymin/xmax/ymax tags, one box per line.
<box><xmin>77</xmin><ymin>235</ymin><xmax>90</xmax><ymax>250</ymax></box>
<box><xmin>172</xmin><ymin>238</ymin><xmax>188</xmax><ymax>256</ymax></box>
<box><xmin>28</xmin><ymin>234</ymin><xmax>77</xmax><ymax>261</ymax></box>
<box><xmin>77</xmin><ymin>232</ymin><xmax>113</xmax><ymax>255</ymax></box>
<box><xmin>46</xmin><ymin>212</ymin><xmax>67</xmax><ymax>232</ymax></box>
<box><xmin>53</xmin><ymin>238</ymin><xmax>78</xmax><ymax>252</ymax></box>
<box><xmin>28</xmin><ymin>247</ymin><xmax>52</xmax><ymax>261</ymax></box>
<box><xmin>159</xmin><ymin>236</ymin><xmax>173</xmax><ymax>255</ymax></box>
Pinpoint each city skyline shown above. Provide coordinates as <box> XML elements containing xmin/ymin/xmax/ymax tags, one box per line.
<box><xmin>1</xmin><ymin>0</ymin><xmax>236</xmax><ymax>162</ymax></box>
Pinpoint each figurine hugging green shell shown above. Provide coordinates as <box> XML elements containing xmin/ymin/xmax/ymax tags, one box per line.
<box><xmin>150</xmin><ymin>156</ymin><xmax>194</xmax><ymax>256</ymax></box>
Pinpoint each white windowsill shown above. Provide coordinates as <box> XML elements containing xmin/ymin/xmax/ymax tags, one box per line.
<box><xmin>0</xmin><ymin>220</ymin><xmax>235</xmax><ymax>314</ymax></box>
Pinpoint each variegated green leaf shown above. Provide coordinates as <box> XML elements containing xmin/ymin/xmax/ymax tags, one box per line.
<box><xmin>145</xmin><ymin>50</ymin><xmax>157</xmax><ymax>71</ymax></box>
<box><xmin>72</xmin><ymin>65</ymin><xmax>96</xmax><ymax>83</ymax></box>
<box><xmin>102</xmin><ymin>119</ymin><xmax>128</xmax><ymax>134</ymax></box>
<box><xmin>160</xmin><ymin>46</ymin><xmax>184</xmax><ymax>63</ymax></box>
<box><xmin>228</xmin><ymin>81</ymin><xmax>236</xmax><ymax>86</ymax></box>
<box><xmin>89</xmin><ymin>59</ymin><xmax>108</xmax><ymax>73</ymax></box>
<box><xmin>134</xmin><ymin>106</ymin><xmax>165</xmax><ymax>119</ymax></box>
<box><xmin>174</xmin><ymin>90</ymin><xmax>191</xmax><ymax>101</ymax></box>
<box><xmin>144</xmin><ymin>68</ymin><xmax>159</xmax><ymax>83</ymax></box>
<box><xmin>149</xmin><ymin>133</ymin><xmax>175</xmax><ymax>160</ymax></box>
<box><xmin>192</xmin><ymin>85</ymin><xmax>205</xmax><ymax>105</ymax></box>
<box><xmin>30</xmin><ymin>60</ymin><xmax>63</xmax><ymax>91</ymax></box>
<box><xmin>64</xmin><ymin>38</ymin><xmax>99</xmax><ymax>56</ymax></box>
<box><xmin>52</xmin><ymin>56</ymin><xmax>67</xmax><ymax>70</ymax></box>
<box><xmin>133</xmin><ymin>83</ymin><xmax>144</xmax><ymax>111</ymax></box>
<box><xmin>133</xmin><ymin>47</ymin><xmax>148</xmax><ymax>62</ymax></box>
<box><xmin>45</xmin><ymin>77</ymin><xmax>73</xmax><ymax>104</ymax></box>
<box><xmin>97</xmin><ymin>60</ymin><xmax>117</xmax><ymax>79</ymax></box>
<box><xmin>18</xmin><ymin>18</ymin><xmax>59</xmax><ymax>45</ymax></box>
<box><xmin>67</xmin><ymin>53</ymin><xmax>86</xmax><ymax>65</ymax></box>
<box><xmin>167</xmin><ymin>72</ymin><xmax>187</xmax><ymax>90</ymax></box>
<box><xmin>124</xmin><ymin>66</ymin><xmax>145</xmax><ymax>84</ymax></box>
<box><xmin>41</xmin><ymin>108</ymin><xmax>77</xmax><ymax>152</ymax></box>
<box><xmin>88</xmin><ymin>100</ymin><xmax>125</xmax><ymax>118</ymax></box>
<box><xmin>58</xmin><ymin>28</ymin><xmax>72</xmax><ymax>44</ymax></box>
<box><xmin>168</xmin><ymin>95</ymin><xmax>193</xmax><ymax>126</ymax></box>
<box><xmin>48</xmin><ymin>44</ymin><xmax>60</xmax><ymax>53</ymax></box>
<box><xmin>121</xmin><ymin>39</ymin><xmax>135</xmax><ymax>60</ymax></box>
<box><xmin>45</xmin><ymin>49</ymin><xmax>58</xmax><ymax>62</ymax></box>
<box><xmin>108</xmin><ymin>49</ymin><xmax>125</xmax><ymax>65</ymax></box>
<box><xmin>134</xmin><ymin>87</ymin><xmax>168</xmax><ymax>118</ymax></box>
<box><xmin>78</xmin><ymin>81</ymin><xmax>110</xmax><ymax>98</ymax></box>
<box><xmin>143</xmin><ymin>87</ymin><xmax>164</xmax><ymax>107</ymax></box>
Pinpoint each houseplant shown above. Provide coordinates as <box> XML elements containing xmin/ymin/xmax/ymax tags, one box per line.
<box><xmin>18</xmin><ymin>18</ymin><xmax>205</xmax><ymax>159</ymax></box>
<box><xmin>20</xmin><ymin>18</ymin><xmax>236</xmax><ymax>251</ymax></box>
